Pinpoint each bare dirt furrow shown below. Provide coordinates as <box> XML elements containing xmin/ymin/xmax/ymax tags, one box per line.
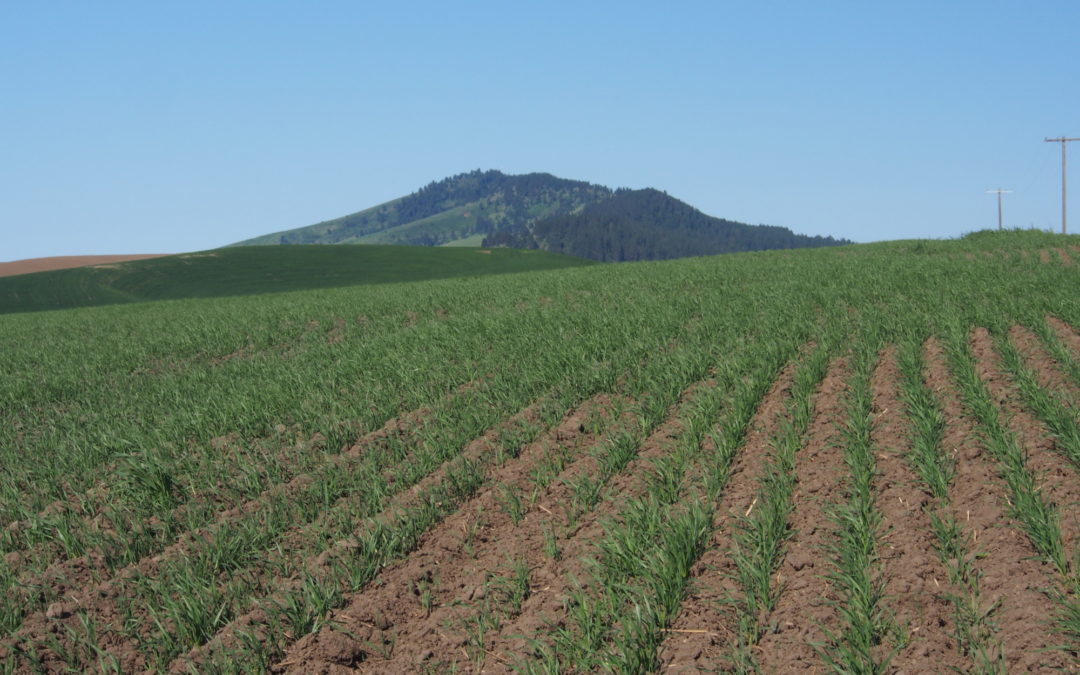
<box><xmin>1010</xmin><ymin>324</ymin><xmax>1080</xmax><ymax>404</ymax></box>
<box><xmin>1039</xmin><ymin>249</ymin><xmax>1053</xmax><ymax>264</ymax></box>
<box><xmin>869</xmin><ymin>347</ymin><xmax>966</xmax><ymax>671</ymax></box>
<box><xmin>971</xmin><ymin>327</ymin><xmax>1080</xmax><ymax>555</ymax></box>
<box><xmin>926</xmin><ymin>337</ymin><xmax>1071</xmax><ymax>671</ymax></box>
<box><xmin>657</xmin><ymin>357</ymin><xmax>801</xmax><ymax>671</ymax></box>
<box><xmin>1055</xmin><ymin>247</ymin><xmax>1074</xmax><ymax>266</ymax></box>
<box><xmin>275</xmin><ymin>383</ymin><xmax>702</xmax><ymax>674</ymax></box>
<box><xmin>750</xmin><ymin>357</ymin><xmax>851</xmax><ymax>673</ymax></box>
<box><xmin>1048</xmin><ymin>315</ymin><xmax>1080</xmax><ymax>362</ymax></box>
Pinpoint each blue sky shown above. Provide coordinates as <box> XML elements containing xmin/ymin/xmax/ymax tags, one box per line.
<box><xmin>2</xmin><ymin>1</ymin><xmax>1078</xmax><ymax>260</ymax></box>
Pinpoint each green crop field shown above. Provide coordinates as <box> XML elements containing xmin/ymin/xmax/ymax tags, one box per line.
<box><xmin>1</xmin><ymin>231</ymin><xmax>1079</xmax><ymax>673</ymax></box>
<box><xmin>0</xmin><ymin>245</ymin><xmax>594</xmax><ymax>315</ymax></box>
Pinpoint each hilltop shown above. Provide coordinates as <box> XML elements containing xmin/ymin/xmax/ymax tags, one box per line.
<box><xmin>231</xmin><ymin>170</ymin><xmax>849</xmax><ymax>258</ymax></box>
<box><xmin>232</xmin><ymin>170</ymin><xmax>612</xmax><ymax>248</ymax></box>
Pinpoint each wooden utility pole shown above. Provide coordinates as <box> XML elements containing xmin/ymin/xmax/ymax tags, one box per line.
<box><xmin>986</xmin><ymin>189</ymin><xmax>1012</xmax><ymax>230</ymax></box>
<box><xmin>1045</xmin><ymin>136</ymin><xmax>1079</xmax><ymax>234</ymax></box>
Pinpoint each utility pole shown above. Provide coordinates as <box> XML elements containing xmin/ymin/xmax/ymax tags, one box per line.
<box><xmin>986</xmin><ymin>189</ymin><xmax>1012</xmax><ymax>230</ymax></box>
<box><xmin>1045</xmin><ymin>136</ymin><xmax>1079</xmax><ymax>234</ymax></box>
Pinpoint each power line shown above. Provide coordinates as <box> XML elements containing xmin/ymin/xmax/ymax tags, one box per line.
<box><xmin>1045</xmin><ymin>136</ymin><xmax>1080</xmax><ymax>234</ymax></box>
<box><xmin>986</xmin><ymin>189</ymin><xmax>1012</xmax><ymax>230</ymax></box>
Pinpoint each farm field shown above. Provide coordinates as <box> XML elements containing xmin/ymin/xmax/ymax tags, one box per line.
<box><xmin>0</xmin><ymin>245</ymin><xmax>593</xmax><ymax>315</ymax></box>
<box><xmin>1</xmin><ymin>230</ymin><xmax>1079</xmax><ymax>672</ymax></box>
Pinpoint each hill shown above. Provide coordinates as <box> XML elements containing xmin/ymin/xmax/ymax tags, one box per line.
<box><xmin>230</xmin><ymin>170</ymin><xmax>849</xmax><ymax>259</ymax></box>
<box><xmin>2</xmin><ymin>231</ymin><xmax>1079</xmax><ymax>672</ymax></box>
<box><xmin>0</xmin><ymin>245</ymin><xmax>594</xmax><ymax>314</ymax></box>
<box><xmin>483</xmin><ymin>188</ymin><xmax>848</xmax><ymax>261</ymax></box>
<box><xmin>232</xmin><ymin>170</ymin><xmax>612</xmax><ymax>247</ymax></box>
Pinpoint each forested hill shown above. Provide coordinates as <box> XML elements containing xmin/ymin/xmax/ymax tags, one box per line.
<box><xmin>231</xmin><ymin>170</ymin><xmax>849</xmax><ymax>260</ymax></box>
<box><xmin>482</xmin><ymin>188</ymin><xmax>849</xmax><ymax>261</ymax></box>
<box><xmin>232</xmin><ymin>170</ymin><xmax>612</xmax><ymax>247</ymax></box>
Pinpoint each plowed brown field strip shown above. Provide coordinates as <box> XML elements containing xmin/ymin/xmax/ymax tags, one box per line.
<box><xmin>970</xmin><ymin>327</ymin><xmax>1080</xmax><ymax>556</ymax></box>
<box><xmin>751</xmin><ymin>357</ymin><xmax>851</xmax><ymax>672</ymax></box>
<box><xmin>177</xmin><ymin>396</ymin><xmax>610</xmax><ymax>673</ymax></box>
<box><xmin>0</xmin><ymin>254</ymin><xmax>169</xmax><ymax>278</ymax></box>
<box><xmin>474</xmin><ymin>383</ymin><xmax>735</xmax><ymax>673</ymax></box>
<box><xmin>657</xmin><ymin>357</ymin><xmax>801</xmax><ymax>670</ymax></box>
<box><xmin>870</xmin><ymin>347</ymin><xmax>964</xmax><ymax>671</ymax></box>
<box><xmin>926</xmin><ymin>337</ymin><xmax>1070</xmax><ymax>671</ymax></box>
<box><xmin>275</xmin><ymin>381</ymin><xmax>708</xmax><ymax>672</ymax></box>
<box><xmin>1009</xmin><ymin>324</ymin><xmax>1080</xmax><ymax>405</ymax></box>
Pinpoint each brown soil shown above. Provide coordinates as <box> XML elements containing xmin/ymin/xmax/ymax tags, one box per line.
<box><xmin>170</xmin><ymin>396</ymin><xmax>610</xmax><ymax>674</ymax></box>
<box><xmin>1008</xmin><ymin>324</ymin><xmax>1080</xmax><ymax>405</ymax></box>
<box><xmin>1055</xmin><ymin>248</ymin><xmax>1074</xmax><ymax>266</ymax></box>
<box><xmin>969</xmin><ymin>327</ymin><xmax>1080</xmax><ymax>556</ymax></box>
<box><xmin>274</xmin><ymin>380</ymin><xmax>710</xmax><ymax>673</ymax></box>
<box><xmin>869</xmin><ymin>347</ymin><xmax>966</xmax><ymax>671</ymax></box>
<box><xmin>925</xmin><ymin>337</ymin><xmax>1072</xmax><ymax>671</ymax></box>
<box><xmin>753</xmin><ymin>358</ymin><xmax>851</xmax><ymax>672</ymax></box>
<box><xmin>657</xmin><ymin>356</ymin><xmax>802</xmax><ymax>670</ymax></box>
<box><xmin>475</xmin><ymin>381</ymin><xmax>736</xmax><ymax>673</ymax></box>
<box><xmin>0</xmin><ymin>254</ymin><xmax>169</xmax><ymax>278</ymax></box>
<box><xmin>1020</xmin><ymin>249</ymin><xmax>1032</xmax><ymax>261</ymax></box>
<box><xmin>1039</xmin><ymin>249</ymin><xmax>1053</xmax><ymax>264</ymax></box>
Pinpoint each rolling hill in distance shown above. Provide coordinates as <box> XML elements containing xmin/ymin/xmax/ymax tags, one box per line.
<box><xmin>0</xmin><ymin>246</ymin><xmax>594</xmax><ymax>315</ymax></box>
<box><xmin>231</xmin><ymin>169</ymin><xmax>850</xmax><ymax>259</ymax></box>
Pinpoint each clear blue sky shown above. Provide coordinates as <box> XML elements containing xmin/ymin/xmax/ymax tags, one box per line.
<box><xmin>2</xmin><ymin>1</ymin><xmax>1078</xmax><ymax>260</ymax></box>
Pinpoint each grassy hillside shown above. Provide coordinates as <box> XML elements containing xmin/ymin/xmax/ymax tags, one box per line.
<box><xmin>231</xmin><ymin>170</ymin><xmax>611</xmax><ymax>247</ymax></box>
<box><xmin>2</xmin><ymin>230</ymin><xmax>1080</xmax><ymax>672</ymax></box>
<box><xmin>0</xmin><ymin>245</ymin><xmax>594</xmax><ymax>314</ymax></box>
